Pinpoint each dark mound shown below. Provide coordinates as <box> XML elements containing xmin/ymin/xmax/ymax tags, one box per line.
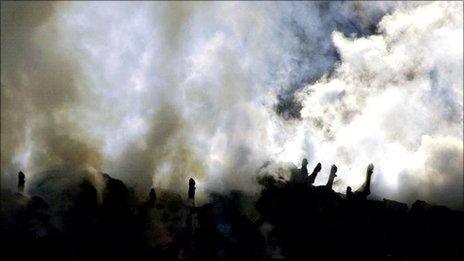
<box><xmin>1</xmin><ymin>173</ymin><xmax>463</xmax><ymax>260</ymax></box>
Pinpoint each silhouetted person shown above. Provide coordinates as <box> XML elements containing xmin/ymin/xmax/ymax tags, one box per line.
<box><xmin>346</xmin><ymin>186</ymin><xmax>353</xmax><ymax>199</ymax></box>
<box><xmin>292</xmin><ymin>158</ymin><xmax>309</xmax><ymax>183</ymax></box>
<box><xmin>147</xmin><ymin>188</ymin><xmax>156</xmax><ymax>208</ymax></box>
<box><xmin>18</xmin><ymin>171</ymin><xmax>25</xmax><ymax>193</ymax></box>
<box><xmin>188</xmin><ymin>178</ymin><xmax>196</xmax><ymax>205</ymax></box>
<box><xmin>326</xmin><ymin>165</ymin><xmax>337</xmax><ymax>190</ymax></box>
<box><xmin>353</xmin><ymin>164</ymin><xmax>374</xmax><ymax>200</ymax></box>
<box><xmin>308</xmin><ymin>163</ymin><xmax>322</xmax><ymax>185</ymax></box>
<box><xmin>300</xmin><ymin>158</ymin><xmax>309</xmax><ymax>176</ymax></box>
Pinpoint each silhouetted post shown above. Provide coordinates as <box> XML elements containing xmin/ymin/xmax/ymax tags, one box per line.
<box><xmin>148</xmin><ymin>188</ymin><xmax>156</xmax><ymax>208</ymax></box>
<box><xmin>18</xmin><ymin>171</ymin><xmax>25</xmax><ymax>193</ymax></box>
<box><xmin>188</xmin><ymin>178</ymin><xmax>196</xmax><ymax>206</ymax></box>
<box><xmin>354</xmin><ymin>164</ymin><xmax>374</xmax><ymax>200</ymax></box>
<box><xmin>364</xmin><ymin>164</ymin><xmax>374</xmax><ymax>194</ymax></box>
<box><xmin>308</xmin><ymin>163</ymin><xmax>322</xmax><ymax>185</ymax></box>
<box><xmin>326</xmin><ymin>165</ymin><xmax>337</xmax><ymax>190</ymax></box>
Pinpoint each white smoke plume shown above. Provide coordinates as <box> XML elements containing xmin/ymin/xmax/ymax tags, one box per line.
<box><xmin>1</xmin><ymin>2</ymin><xmax>462</xmax><ymax>208</ymax></box>
<box><xmin>294</xmin><ymin>2</ymin><xmax>463</xmax><ymax>208</ymax></box>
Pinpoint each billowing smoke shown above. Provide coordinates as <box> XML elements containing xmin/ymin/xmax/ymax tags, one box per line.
<box><xmin>1</xmin><ymin>2</ymin><xmax>462</xmax><ymax>208</ymax></box>
<box><xmin>1</xmin><ymin>2</ymin><xmax>103</xmax><ymax>187</ymax></box>
<box><xmin>294</xmin><ymin>1</ymin><xmax>463</xmax><ymax>208</ymax></box>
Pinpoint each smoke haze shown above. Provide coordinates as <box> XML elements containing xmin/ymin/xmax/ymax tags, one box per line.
<box><xmin>1</xmin><ymin>2</ymin><xmax>462</xmax><ymax>208</ymax></box>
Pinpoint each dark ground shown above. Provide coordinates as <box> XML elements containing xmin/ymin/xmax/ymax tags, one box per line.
<box><xmin>1</xmin><ymin>171</ymin><xmax>463</xmax><ymax>260</ymax></box>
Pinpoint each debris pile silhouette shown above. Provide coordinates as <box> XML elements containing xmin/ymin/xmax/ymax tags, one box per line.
<box><xmin>1</xmin><ymin>163</ymin><xmax>463</xmax><ymax>260</ymax></box>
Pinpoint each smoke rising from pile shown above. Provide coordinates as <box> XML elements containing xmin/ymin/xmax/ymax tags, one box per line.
<box><xmin>1</xmin><ymin>2</ymin><xmax>462</xmax><ymax>208</ymax></box>
<box><xmin>1</xmin><ymin>2</ymin><xmax>103</xmax><ymax>182</ymax></box>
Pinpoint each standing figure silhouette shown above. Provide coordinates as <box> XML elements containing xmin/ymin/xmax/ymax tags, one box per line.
<box><xmin>188</xmin><ymin>178</ymin><xmax>196</xmax><ymax>206</ymax></box>
<box><xmin>18</xmin><ymin>171</ymin><xmax>25</xmax><ymax>193</ymax></box>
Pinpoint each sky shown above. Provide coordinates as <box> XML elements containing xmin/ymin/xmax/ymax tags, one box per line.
<box><xmin>1</xmin><ymin>1</ymin><xmax>463</xmax><ymax>208</ymax></box>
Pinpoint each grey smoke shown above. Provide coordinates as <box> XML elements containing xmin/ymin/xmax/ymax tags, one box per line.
<box><xmin>1</xmin><ymin>2</ymin><xmax>103</xmax><ymax>190</ymax></box>
<box><xmin>1</xmin><ymin>2</ymin><xmax>462</xmax><ymax>208</ymax></box>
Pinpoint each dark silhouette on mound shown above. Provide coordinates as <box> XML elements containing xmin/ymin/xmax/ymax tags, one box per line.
<box><xmin>1</xmin><ymin>164</ymin><xmax>463</xmax><ymax>260</ymax></box>
<box><xmin>255</xmin><ymin>163</ymin><xmax>463</xmax><ymax>259</ymax></box>
<box><xmin>346</xmin><ymin>185</ymin><xmax>353</xmax><ymax>199</ymax></box>
<box><xmin>147</xmin><ymin>188</ymin><xmax>157</xmax><ymax>208</ymax></box>
<box><xmin>325</xmin><ymin>164</ymin><xmax>337</xmax><ymax>190</ymax></box>
<box><xmin>352</xmin><ymin>163</ymin><xmax>374</xmax><ymax>200</ymax></box>
<box><xmin>300</xmin><ymin>158</ymin><xmax>308</xmax><ymax>176</ymax></box>
<box><xmin>308</xmin><ymin>162</ymin><xmax>322</xmax><ymax>185</ymax></box>
<box><xmin>17</xmin><ymin>171</ymin><xmax>25</xmax><ymax>193</ymax></box>
<box><xmin>188</xmin><ymin>177</ymin><xmax>196</xmax><ymax>205</ymax></box>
